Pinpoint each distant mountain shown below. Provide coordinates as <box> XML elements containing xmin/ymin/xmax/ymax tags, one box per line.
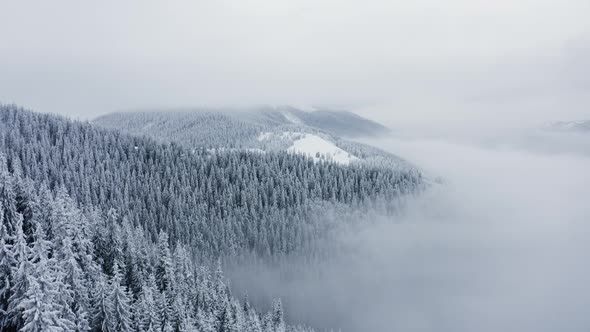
<box><xmin>94</xmin><ymin>110</ymin><xmax>264</xmax><ymax>148</ymax></box>
<box><xmin>270</xmin><ymin>106</ymin><xmax>391</xmax><ymax>138</ymax></box>
<box><xmin>544</xmin><ymin>120</ymin><xmax>590</xmax><ymax>133</ymax></box>
<box><xmin>93</xmin><ymin>106</ymin><xmax>389</xmax><ymax>141</ymax></box>
<box><xmin>93</xmin><ymin>106</ymin><xmax>408</xmax><ymax>170</ymax></box>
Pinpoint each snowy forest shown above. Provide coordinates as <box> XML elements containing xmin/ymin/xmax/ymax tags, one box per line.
<box><xmin>0</xmin><ymin>105</ymin><xmax>422</xmax><ymax>331</ymax></box>
<box><xmin>2</xmin><ymin>1</ymin><xmax>588</xmax><ymax>330</ymax></box>
<box><xmin>0</xmin><ymin>156</ymin><xmax>314</xmax><ymax>332</ymax></box>
<box><xmin>92</xmin><ymin>107</ymin><xmax>390</xmax><ymax>149</ymax></box>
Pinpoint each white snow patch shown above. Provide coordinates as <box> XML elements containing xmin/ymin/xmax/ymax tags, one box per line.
<box><xmin>258</xmin><ymin>131</ymin><xmax>359</xmax><ymax>165</ymax></box>
<box><xmin>287</xmin><ymin>134</ymin><xmax>359</xmax><ymax>165</ymax></box>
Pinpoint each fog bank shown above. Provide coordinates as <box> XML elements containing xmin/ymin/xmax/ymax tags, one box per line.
<box><xmin>230</xmin><ymin>135</ymin><xmax>590</xmax><ymax>332</ymax></box>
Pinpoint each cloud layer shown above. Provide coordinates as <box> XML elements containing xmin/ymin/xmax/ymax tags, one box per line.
<box><xmin>1</xmin><ymin>0</ymin><xmax>589</xmax><ymax>122</ymax></box>
<box><xmin>229</xmin><ymin>135</ymin><xmax>590</xmax><ymax>331</ymax></box>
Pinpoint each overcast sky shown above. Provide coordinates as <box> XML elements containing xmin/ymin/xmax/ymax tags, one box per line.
<box><xmin>1</xmin><ymin>0</ymin><xmax>589</xmax><ymax>128</ymax></box>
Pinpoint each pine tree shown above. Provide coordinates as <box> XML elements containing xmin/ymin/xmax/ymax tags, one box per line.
<box><xmin>195</xmin><ymin>308</ymin><xmax>216</xmax><ymax>332</ymax></box>
<box><xmin>18</xmin><ymin>224</ymin><xmax>68</xmax><ymax>332</ymax></box>
<box><xmin>271</xmin><ymin>299</ymin><xmax>286</xmax><ymax>332</ymax></box>
<box><xmin>231</xmin><ymin>298</ymin><xmax>245</xmax><ymax>332</ymax></box>
<box><xmin>108</xmin><ymin>263</ymin><xmax>133</xmax><ymax>332</ymax></box>
<box><xmin>18</xmin><ymin>277</ymin><xmax>63</xmax><ymax>332</ymax></box>
<box><xmin>218</xmin><ymin>301</ymin><xmax>237</xmax><ymax>332</ymax></box>
<box><xmin>7</xmin><ymin>214</ymin><xmax>32</xmax><ymax>329</ymax></box>
<box><xmin>262</xmin><ymin>312</ymin><xmax>273</xmax><ymax>332</ymax></box>
<box><xmin>131</xmin><ymin>301</ymin><xmax>142</xmax><ymax>332</ymax></box>
<box><xmin>214</xmin><ymin>260</ymin><xmax>228</xmax><ymax>313</ymax></box>
<box><xmin>245</xmin><ymin>310</ymin><xmax>262</xmax><ymax>332</ymax></box>
<box><xmin>0</xmin><ymin>154</ymin><xmax>18</xmax><ymax>235</ymax></box>
<box><xmin>135</xmin><ymin>274</ymin><xmax>161</xmax><ymax>332</ymax></box>
<box><xmin>0</xmin><ymin>219</ymin><xmax>15</xmax><ymax>329</ymax></box>
<box><xmin>154</xmin><ymin>284</ymin><xmax>173</xmax><ymax>331</ymax></box>
<box><xmin>156</xmin><ymin>231</ymin><xmax>174</xmax><ymax>293</ymax></box>
<box><xmin>91</xmin><ymin>274</ymin><xmax>111</xmax><ymax>332</ymax></box>
<box><xmin>58</xmin><ymin>236</ymin><xmax>90</xmax><ymax>329</ymax></box>
<box><xmin>52</xmin><ymin>269</ymin><xmax>76</xmax><ymax>331</ymax></box>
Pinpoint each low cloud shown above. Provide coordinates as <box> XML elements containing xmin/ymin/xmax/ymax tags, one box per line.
<box><xmin>230</xmin><ymin>134</ymin><xmax>590</xmax><ymax>332</ymax></box>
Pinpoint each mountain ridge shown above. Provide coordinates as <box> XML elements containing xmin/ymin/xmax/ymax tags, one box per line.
<box><xmin>93</xmin><ymin>106</ymin><xmax>390</xmax><ymax>140</ymax></box>
<box><xmin>92</xmin><ymin>106</ymin><xmax>409</xmax><ymax>171</ymax></box>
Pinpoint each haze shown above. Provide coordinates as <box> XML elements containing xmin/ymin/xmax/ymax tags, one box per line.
<box><xmin>229</xmin><ymin>135</ymin><xmax>590</xmax><ymax>332</ymax></box>
<box><xmin>1</xmin><ymin>0</ymin><xmax>589</xmax><ymax>128</ymax></box>
<box><xmin>1</xmin><ymin>2</ymin><xmax>589</xmax><ymax>331</ymax></box>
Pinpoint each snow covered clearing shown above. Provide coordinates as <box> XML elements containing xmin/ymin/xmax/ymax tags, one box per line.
<box><xmin>288</xmin><ymin>134</ymin><xmax>359</xmax><ymax>165</ymax></box>
<box><xmin>258</xmin><ymin>131</ymin><xmax>359</xmax><ymax>165</ymax></box>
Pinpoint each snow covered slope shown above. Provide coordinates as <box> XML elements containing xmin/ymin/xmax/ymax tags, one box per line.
<box><xmin>288</xmin><ymin>134</ymin><xmax>359</xmax><ymax>165</ymax></box>
<box><xmin>258</xmin><ymin>132</ymin><xmax>359</xmax><ymax>165</ymax></box>
<box><xmin>93</xmin><ymin>106</ymin><xmax>390</xmax><ymax>146</ymax></box>
<box><xmin>93</xmin><ymin>107</ymin><xmax>416</xmax><ymax>171</ymax></box>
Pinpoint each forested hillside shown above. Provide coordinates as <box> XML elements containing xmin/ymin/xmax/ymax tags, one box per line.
<box><xmin>0</xmin><ymin>105</ymin><xmax>422</xmax><ymax>331</ymax></box>
<box><xmin>95</xmin><ymin>111</ymin><xmax>265</xmax><ymax>148</ymax></box>
<box><xmin>0</xmin><ymin>159</ymin><xmax>314</xmax><ymax>332</ymax></box>
<box><xmin>93</xmin><ymin>107</ymin><xmax>408</xmax><ymax>174</ymax></box>
<box><xmin>93</xmin><ymin>107</ymin><xmax>390</xmax><ymax>149</ymax></box>
<box><xmin>0</xmin><ymin>106</ymin><xmax>421</xmax><ymax>262</ymax></box>
<box><xmin>280</xmin><ymin>108</ymin><xmax>390</xmax><ymax>138</ymax></box>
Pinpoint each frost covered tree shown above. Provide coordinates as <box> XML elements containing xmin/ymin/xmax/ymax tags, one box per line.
<box><xmin>156</xmin><ymin>231</ymin><xmax>174</xmax><ymax>294</ymax></box>
<box><xmin>90</xmin><ymin>275</ymin><xmax>111</xmax><ymax>332</ymax></box>
<box><xmin>7</xmin><ymin>215</ymin><xmax>32</xmax><ymax>329</ymax></box>
<box><xmin>108</xmin><ymin>263</ymin><xmax>133</xmax><ymax>332</ymax></box>
<box><xmin>133</xmin><ymin>274</ymin><xmax>161</xmax><ymax>332</ymax></box>
<box><xmin>245</xmin><ymin>310</ymin><xmax>263</xmax><ymax>332</ymax></box>
<box><xmin>18</xmin><ymin>225</ymin><xmax>68</xmax><ymax>332</ymax></box>
<box><xmin>0</xmin><ymin>220</ymin><xmax>15</xmax><ymax>329</ymax></box>
<box><xmin>271</xmin><ymin>299</ymin><xmax>286</xmax><ymax>332</ymax></box>
<box><xmin>57</xmin><ymin>237</ymin><xmax>90</xmax><ymax>330</ymax></box>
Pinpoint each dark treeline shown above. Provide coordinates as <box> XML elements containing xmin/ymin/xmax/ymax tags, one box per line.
<box><xmin>0</xmin><ymin>105</ymin><xmax>421</xmax><ymax>261</ymax></box>
<box><xmin>0</xmin><ymin>160</ymin><xmax>314</xmax><ymax>332</ymax></box>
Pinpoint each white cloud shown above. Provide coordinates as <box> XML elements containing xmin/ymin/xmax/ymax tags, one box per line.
<box><xmin>229</xmin><ymin>135</ymin><xmax>590</xmax><ymax>332</ymax></box>
<box><xmin>0</xmin><ymin>0</ymin><xmax>589</xmax><ymax>123</ymax></box>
